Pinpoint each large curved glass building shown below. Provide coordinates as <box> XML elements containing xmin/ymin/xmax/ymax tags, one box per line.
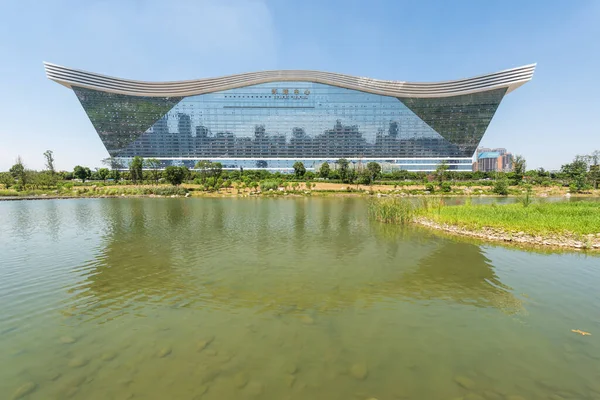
<box><xmin>44</xmin><ymin>63</ymin><xmax>535</xmax><ymax>171</ymax></box>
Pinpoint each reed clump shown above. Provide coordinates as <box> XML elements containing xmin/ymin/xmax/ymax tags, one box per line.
<box><xmin>368</xmin><ymin>197</ymin><xmax>415</xmax><ymax>225</ymax></box>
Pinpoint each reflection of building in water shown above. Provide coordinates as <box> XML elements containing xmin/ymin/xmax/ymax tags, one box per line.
<box><xmin>393</xmin><ymin>241</ymin><xmax>525</xmax><ymax>315</ymax></box>
<box><xmin>45</xmin><ymin>63</ymin><xmax>535</xmax><ymax>172</ymax></box>
<box><xmin>72</xmin><ymin>200</ymin><xmax>523</xmax><ymax>321</ymax></box>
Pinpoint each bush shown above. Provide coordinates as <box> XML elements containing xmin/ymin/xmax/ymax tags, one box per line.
<box><xmin>425</xmin><ymin>183</ymin><xmax>435</xmax><ymax>193</ymax></box>
<box><xmin>260</xmin><ymin>180</ymin><xmax>279</xmax><ymax>192</ymax></box>
<box><xmin>493</xmin><ymin>179</ymin><xmax>509</xmax><ymax>195</ymax></box>
<box><xmin>164</xmin><ymin>166</ymin><xmax>188</xmax><ymax>186</ymax></box>
<box><xmin>440</xmin><ymin>182</ymin><xmax>452</xmax><ymax>193</ymax></box>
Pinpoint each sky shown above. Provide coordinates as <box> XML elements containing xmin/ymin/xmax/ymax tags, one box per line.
<box><xmin>0</xmin><ymin>0</ymin><xmax>599</xmax><ymax>171</ymax></box>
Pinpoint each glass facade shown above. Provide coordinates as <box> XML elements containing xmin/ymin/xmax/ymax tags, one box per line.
<box><xmin>74</xmin><ymin>81</ymin><xmax>507</xmax><ymax>171</ymax></box>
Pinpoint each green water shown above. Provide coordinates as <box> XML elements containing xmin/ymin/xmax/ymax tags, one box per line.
<box><xmin>1</xmin><ymin>198</ymin><xmax>599</xmax><ymax>400</ymax></box>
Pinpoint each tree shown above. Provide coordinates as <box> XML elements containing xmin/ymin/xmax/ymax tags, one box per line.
<box><xmin>195</xmin><ymin>160</ymin><xmax>211</xmax><ymax>183</ymax></box>
<box><xmin>9</xmin><ymin>156</ymin><xmax>27</xmax><ymax>186</ymax></box>
<box><xmin>358</xmin><ymin>170</ymin><xmax>372</xmax><ymax>185</ymax></box>
<box><xmin>145</xmin><ymin>158</ymin><xmax>162</xmax><ymax>184</ymax></box>
<box><xmin>366</xmin><ymin>162</ymin><xmax>382</xmax><ymax>185</ymax></box>
<box><xmin>43</xmin><ymin>150</ymin><xmax>55</xmax><ymax>174</ymax></box>
<box><xmin>346</xmin><ymin>167</ymin><xmax>357</xmax><ymax>185</ymax></box>
<box><xmin>512</xmin><ymin>155</ymin><xmax>527</xmax><ymax>184</ymax></box>
<box><xmin>35</xmin><ymin>171</ymin><xmax>58</xmax><ymax>188</ymax></box>
<box><xmin>590</xmin><ymin>164</ymin><xmax>600</xmax><ymax>189</ymax></box>
<box><xmin>574</xmin><ymin>151</ymin><xmax>600</xmax><ymax>189</ymax></box>
<box><xmin>129</xmin><ymin>156</ymin><xmax>144</xmax><ymax>184</ymax></box>
<box><xmin>97</xmin><ymin>168</ymin><xmax>110</xmax><ymax>182</ymax></box>
<box><xmin>73</xmin><ymin>165</ymin><xmax>91</xmax><ymax>182</ymax></box>
<box><xmin>434</xmin><ymin>161</ymin><xmax>449</xmax><ymax>184</ymax></box>
<box><xmin>0</xmin><ymin>172</ymin><xmax>15</xmax><ymax>188</ymax></box>
<box><xmin>211</xmin><ymin>162</ymin><xmax>223</xmax><ymax>179</ymax></box>
<box><xmin>293</xmin><ymin>161</ymin><xmax>306</xmax><ymax>178</ymax></box>
<box><xmin>319</xmin><ymin>162</ymin><xmax>330</xmax><ymax>179</ymax></box>
<box><xmin>164</xmin><ymin>166</ymin><xmax>187</xmax><ymax>186</ymax></box>
<box><xmin>561</xmin><ymin>159</ymin><xmax>588</xmax><ymax>192</ymax></box>
<box><xmin>336</xmin><ymin>158</ymin><xmax>350</xmax><ymax>183</ymax></box>
<box><xmin>102</xmin><ymin>157</ymin><xmax>125</xmax><ymax>171</ymax></box>
<box><xmin>110</xmin><ymin>169</ymin><xmax>121</xmax><ymax>183</ymax></box>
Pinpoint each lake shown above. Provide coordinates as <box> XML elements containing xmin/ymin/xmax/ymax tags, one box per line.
<box><xmin>1</xmin><ymin>198</ymin><xmax>599</xmax><ymax>400</ymax></box>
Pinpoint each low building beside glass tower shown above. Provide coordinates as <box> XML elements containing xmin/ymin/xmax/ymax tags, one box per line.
<box><xmin>44</xmin><ymin>63</ymin><xmax>535</xmax><ymax>172</ymax></box>
<box><xmin>475</xmin><ymin>148</ymin><xmax>514</xmax><ymax>172</ymax></box>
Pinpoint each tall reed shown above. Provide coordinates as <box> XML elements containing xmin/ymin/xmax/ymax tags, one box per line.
<box><xmin>368</xmin><ymin>197</ymin><xmax>415</xmax><ymax>225</ymax></box>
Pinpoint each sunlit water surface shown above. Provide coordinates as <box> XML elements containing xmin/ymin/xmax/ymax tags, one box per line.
<box><xmin>1</xmin><ymin>198</ymin><xmax>599</xmax><ymax>400</ymax></box>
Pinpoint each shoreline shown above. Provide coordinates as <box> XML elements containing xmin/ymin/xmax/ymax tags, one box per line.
<box><xmin>4</xmin><ymin>193</ymin><xmax>600</xmax><ymax>252</ymax></box>
<box><xmin>414</xmin><ymin>217</ymin><xmax>600</xmax><ymax>251</ymax></box>
<box><xmin>1</xmin><ymin>181</ymin><xmax>599</xmax><ymax>201</ymax></box>
<box><xmin>2</xmin><ymin>189</ymin><xmax>599</xmax><ymax>202</ymax></box>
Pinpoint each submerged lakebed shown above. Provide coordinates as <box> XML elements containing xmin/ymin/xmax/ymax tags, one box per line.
<box><xmin>1</xmin><ymin>197</ymin><xmax>599</xmax><ymax>399</ymax></box>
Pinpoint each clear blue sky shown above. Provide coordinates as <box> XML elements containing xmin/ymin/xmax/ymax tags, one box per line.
<box><xmin>0</xmin><ymin>0</ymin><xmax>598</xmax><ymax>171</ymax></box>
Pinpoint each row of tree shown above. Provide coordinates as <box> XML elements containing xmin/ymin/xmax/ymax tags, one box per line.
<box><xmin>2</xmin><ymin>150</ymin><xmax>599</xmax><ymax>192</ymax></box>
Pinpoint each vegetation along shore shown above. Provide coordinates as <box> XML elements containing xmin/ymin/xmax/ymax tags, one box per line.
<box><xmin>2</xmin><ymin>151</ymin><xmax>600</xmax><ymax>200</ymax></box>
<box><xmin>3</xmin><ymin>151</ymin><xmax>600</xmax><ymax>250</ymax></box>
<box><xmin>369</xmin><ymin>197</ymin><xmax>600</xmax><ymax>251</ymax></box>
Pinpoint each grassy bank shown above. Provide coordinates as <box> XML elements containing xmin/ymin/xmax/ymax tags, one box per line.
<box><xmin>421</xmin><ymin>201</ymin><xmax>600</xmax><ymax>235</ymax></box>
<box><xmin>3</xmin><ymin>181</ymin><xmax>600</xmax><ymax>200</ymax></box>
<box><xmin>369</xmin><ymin>197</ymin><xmax>600</xmax><ymax>250</ymax></box>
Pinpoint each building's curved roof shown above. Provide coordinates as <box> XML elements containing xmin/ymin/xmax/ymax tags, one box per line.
<box><xmin>44</xmin><ymin>62</ymin><xmax>535</xmax><ymax>98</ymax></box>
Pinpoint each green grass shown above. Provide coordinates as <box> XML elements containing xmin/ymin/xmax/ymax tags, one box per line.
<box><xmin>419</xmin><ymin>201</ymin><xmax>600</xmax><ymax>235</ymax></box>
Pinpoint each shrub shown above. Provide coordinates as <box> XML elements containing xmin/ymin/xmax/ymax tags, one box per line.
<box><xmin>440</xmin><ymin>182</ymin><xmax>452</xmax><ymax>193</ymax></box>
<box><xmin>164</xmin><ymin>166</ymin><xmax>188</xmax><ymax>186</ymax></box>
<box><xmin>493</xmin><ymin>179</ymin><xmax>509</xmax><ymax>195</ymax></box>
<box><xmin>425</xmin><ymin>183</ymin><xmax>435</xmax><ymax>193</ymax></box>
<box><xmin>569</xmin><ymin>183</ymin><xmax>578</xmax><ymax>193</ymax></box>
<box><xmin>260</xmin><ymin>180</ymin><xmax>279</xmax><ymax>192</ymax></box>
